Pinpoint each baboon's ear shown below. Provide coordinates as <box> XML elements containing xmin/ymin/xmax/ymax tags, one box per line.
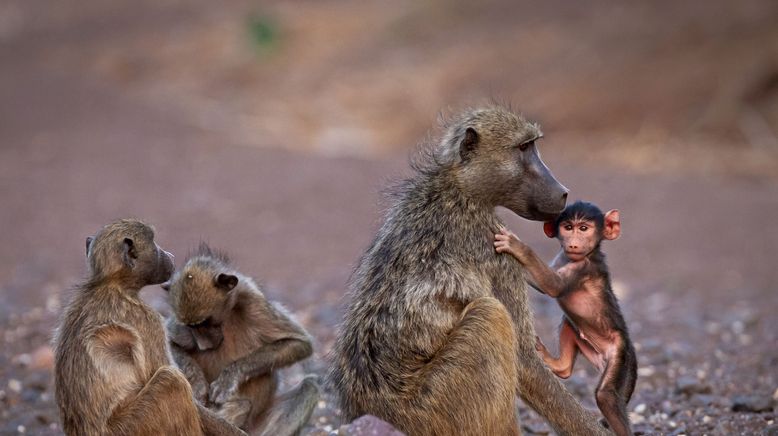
<box><xmin>543</xmin><ymin>222</ymin><xmax>557</xmax><ymax>238</ymax></box>
<box><xmin>122</xmin><ymin>238</ymin><xmax>137</xmax><ymax>269</ymax></box>
<box><xmin>459</xmin><ymin>127</ymin><xmax>479</xmax><ymax>161</ymax></box>
<box><xmin>160</xmin><ymin>281</ymin><xmax>171</xmax><ymax>292</ymax></box>
<box><xmin>603</xmin><ymin>209</ymin><xmax>621</xmax><ymax>240</ymax></box>
<box><xmin>85</xmin><ymin>236</ymin><xmax>94</xmax><ymax>256</ymax></box>
<box><xmin>214</xmin><ymin>273</ymin><xmax>238</xmax><ymax>291</ymax></box>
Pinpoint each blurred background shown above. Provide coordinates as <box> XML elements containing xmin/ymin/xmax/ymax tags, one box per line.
<box><xmin>1</xmin><ymin>0</ymin><xmax>777</xmax><ymax>434</ymax></box>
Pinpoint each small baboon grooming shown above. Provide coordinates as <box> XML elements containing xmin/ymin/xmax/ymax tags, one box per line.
<box><xmin>163</xmin><ymin>244</ymin><xmax>320</xmax><ymax>435</ymax></box>
<box><xmin>54</xmin><ymin>219</ymin><xmax>245</xmax><ymax>436</ymax></box>
<box><xmin>495</xmin><ymin>201</ymin><xmax>637</xmax><ymax>436</ymax></box>
<box><xmin>330</xmin><ymin>106</ymin><xmax>610</xmax><ymax>435</ymax></box>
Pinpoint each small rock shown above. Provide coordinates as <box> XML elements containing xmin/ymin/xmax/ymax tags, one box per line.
<box><xmin>690</xmin><ymin>394</ymin><xmax>718</xmax><ymax>407</ymax></box>
<box><xmin>29</xmin><ymin>346</ymin><xmax>54</xmax><ymax>370</ymax></box>
<box><xmin>675</xmin><ymin>375</ymin><xmax>711</xmax><ymax>395</ymax></box>
<box><xmin>629</xmin><ymin>412</ymin><xmax>645</xmax><ymax>424</ymax></box>
<box><xmin>637</xmin><ymin>367</ymin><xmax>655</xmax><ymax>377</ymax></box>
<box><xmin>304</xmin><ymin>429</ymin><xmax>330</xmax><ymax>436</ymax></box>
<box><xmin>342</xmin><ymin>415</ymin><xmax>405</xmax><ymax>436</ymax></box>
<box><xmin>731</xmin><ymin>394</ymin><xmax>774</xmax><ymax>413</ymax></box>
<box><xmin>764</xmin><ymin>423</ymin><xmax>778</xmax><ymax>436</ymax></box>
<box><xmin>7</xmin><ymin>380</ymin><xmax>22</xmax><ymax>394</ymax></box>
<box><xmin>633</xmin><ymin>403</ymin><xmax>647</xmax><ymax>414</ymax></box>
<box><xmin>714</xmin><ymin>420</ymin><xmax>737</xmax><ymax>434</ymax></box>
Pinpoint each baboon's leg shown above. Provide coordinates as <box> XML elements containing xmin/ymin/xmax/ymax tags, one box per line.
<box><xmin>595</xmin><ymin>349</ymin><xmax>633</xmax><ymax>436</ymax></box>
<box><xmin>536</xmin><ymin>318</ymin><xmax>579</xmax><ymax>379</ymax></box>
<box><xmin>515</xmin><ymin>330</ymin><xmax>611</xmax><ymax>435</ymax></box>
<box><xmin>198</xmin><ymin>403</ymin><xmax>248</xmax><ymax>436</ymax></box>
<box><xmin>403</xmin><ymin>296</ymin><xmax>520</xmax><ymax>436</ymax></box>
<box><xmin>259</xmin><ymin>375</ymin><xmax>320</xmax><ymax>436</ymax></box>
<box><xmin>108</xmin><ymin>366</ymin><xmax>203</xmax><ymax>436</ymax></box>
<box><xmin>619</xmin><ymin>346</ymin><xmax>638</xmax><ymax>405</ymax></box>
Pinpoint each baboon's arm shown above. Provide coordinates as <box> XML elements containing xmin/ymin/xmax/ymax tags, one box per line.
<box><xmin>515</xmin><ymin>248</ymin><xmax>567</xmax><ymax>297</ymax></box>
<box><xmin>170</xmin><ymin>343</ymin><xmax>209</xmax><ymax>403</ymax></box>
<box><xmin>209</xmin><ymin>337</ymin><xmax>313</xmax><ymax>404</ymax></box>
<box><xmin>166</xmin><ymin>318</ymin><xmax>197</xmax><ymax>350</ymax></box>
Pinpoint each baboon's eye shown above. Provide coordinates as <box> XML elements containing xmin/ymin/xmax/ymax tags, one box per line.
<box><xmin>579</xmin><ymin>225</ymin><xmax>588</xmax><ymax>232</ymax></box>
<box><xmin>186</xmin><ymin>274</ymin><xmax>193</xmax><ymax>280</ymax></box>
<box><xmin>564</xmin><ymin>224</ymin><xmax>573</xmax><ymax>231</ymax></box>
<box><xmin>518</xmin><ymin>141</ymin><xmax>533</xmax><ymax>151</ymax></box>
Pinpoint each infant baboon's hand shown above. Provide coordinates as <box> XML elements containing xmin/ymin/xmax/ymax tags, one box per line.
<box><xmin>494</xmin><ymin>227</ymin><xmax>528</xmax><ymax>259</ymax></box>
<box><xmin>209</xmin><ymin>368</ymin><xmax>240</xmax><ymax>405</ymax></box>
<box><xmin>534</xmin><ymin>335</ymin><xmax>550</xmax><ymax>357</ymax></box>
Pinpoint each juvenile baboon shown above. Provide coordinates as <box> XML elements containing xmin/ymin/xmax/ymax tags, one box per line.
<box><xmin>330</xmin><ymin>106</ymin><xmax>611</xmax><ymax>435</ymax></box>
<box><xmin>496</xmin><ymin>201</ymin><xmax>637</xmax><ymax>436</ymax></box>
<box><xmin>54</xmin><ymin>219</ymin><xmax>245</xmax><ymax>436</ymax></box>
<box><xmin>163</xmin><ymin>244</ymin><xmax>320</xmax><ymax>435</ymax></box>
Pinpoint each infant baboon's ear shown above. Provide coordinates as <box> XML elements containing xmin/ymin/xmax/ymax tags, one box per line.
<box><xmin>214</xmin><ymin>273</ymin><xmax>238</xmax><ymax>291</ymax></box>
<box><xmin>603</xmin><ymin>209</ymin><xmax>621</xmax><ymax>240</ymax></box>
<box><xmin>543</xmin><ymin>222</ymin><xmax>557</xmax><ymax>238</ymax></box>
<box><xmin>122</xmin><ymin>238</ymin><xmax>137</xmax><ymax>268</ymax></box>
<box><xmin>459</xmin><ymin>127</ymin><xmax>479</xmax><ymax>162</ymax></box>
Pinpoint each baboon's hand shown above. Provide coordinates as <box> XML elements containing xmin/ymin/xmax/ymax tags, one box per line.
<box><xmin>494</xmin><ymin>227</ymin><xmax>529</xmax><ymax>259</ymax></box>
<box><xmin>209</xmin><ymin>368</ymin><xmax>240</xmax><ymax>405</ymax></box>
<box><xmin>167</xmin><ymin>320</ymin><xmax>197</xmax><ymax>350</ymax></box>
<box><xmin>192</xmin><ymin>378</ymin><xmax>209</xmax><ymax>404</ymax></box>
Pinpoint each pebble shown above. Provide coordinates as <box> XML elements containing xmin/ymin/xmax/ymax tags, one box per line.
<box><xmin>637</xmin><ymin>366</ymin><xmax>655</xmax><ymax>377</ymax></box>
<box><xmin>731</xmin><ymin>394</ymin><xmax>774</xmax><ymax>413</ymax></box>
<box><xmin>8</xmin><ymin>379</ymin><xmax>22</xmax><ymax>394</ymax></box>
<box><xmin>629</xmin><ymin>412</ymin><xmax>645</xmax><ymax>424</ymax></box>
<box><xmin>633</xmin><ymin>403</ymin><xmax>647</xmax><ymax>414</ymax></box>
<box><xmin>340</xmin><ymin>415</ymin><xmax>405</xmax><ymax>435</ymax></box>
<box><xmin>675</xmin><ymin>375</ymin><xmax>711</xmax><ymax>395</ymax></box>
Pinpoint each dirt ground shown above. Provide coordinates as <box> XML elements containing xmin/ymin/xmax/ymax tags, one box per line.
<box><xmin>1</xmin><ymin>1</ymin><xmax>777</xmax><ymax>435</ymax></box>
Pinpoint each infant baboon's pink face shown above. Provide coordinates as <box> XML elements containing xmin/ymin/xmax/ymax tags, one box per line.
<box><xmin>557</xmin><ymin>219</ymin><xmax>598</xmax><ymax>261</ymax></box>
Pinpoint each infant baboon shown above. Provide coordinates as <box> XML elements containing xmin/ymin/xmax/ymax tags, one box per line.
<box><xmin>496</xmin><ymin>201</ymin><xmax>637</xmax><ymax>436</ymax></box>
<box><xmin>164</xmin><ymin>244</ymin><xmax>320</xmax><ymax>436</ymax></box>
<box><xmin>54</xmin><ymin>219</ymin><xmax>244</xmax><ymax>436</ymax></box>
<box><xmin>330</xmin><ymin>106</ymin><xmax>611</xmax><ymax>435</ymax></box>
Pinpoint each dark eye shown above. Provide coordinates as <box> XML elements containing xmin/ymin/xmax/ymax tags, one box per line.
<box><xmin>564</xmin><ymin>224</ymin><xmax>573</xmax><ymax>231</ymax></box>
<box><xmin>580</xmin><ymin>225</ymin><xmax>588</xmax><ymax>231</ymax></box>
<box><xmin>518</xmin><ymin>140</ymin><xmax>533</xmax><ymax>151</ymax></box>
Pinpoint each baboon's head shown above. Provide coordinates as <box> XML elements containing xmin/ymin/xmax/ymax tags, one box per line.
<box><xmin>85</xmin><ymin>219</ymin><xmax>175</xmax><ymax>288</ymax></box>
<box><xmin>162</xmin><ymin>244</ymin><xmax>238</xmax><ymax>350</ymax></box>
<box><xmin>440</xmin><ymin>106</ymin><xmax>568</xmax><ymax>221</ymax></box>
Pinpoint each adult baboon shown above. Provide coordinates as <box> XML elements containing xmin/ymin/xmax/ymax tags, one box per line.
<box><xmin>54</xmin><ymin>219</ymin><xmax>244</xmax><ymax>436</ymax></box>
<box><xmin>330</xmin><ymin>107</ymin><xmax>609</xmax><ymax>435</ymax></box>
